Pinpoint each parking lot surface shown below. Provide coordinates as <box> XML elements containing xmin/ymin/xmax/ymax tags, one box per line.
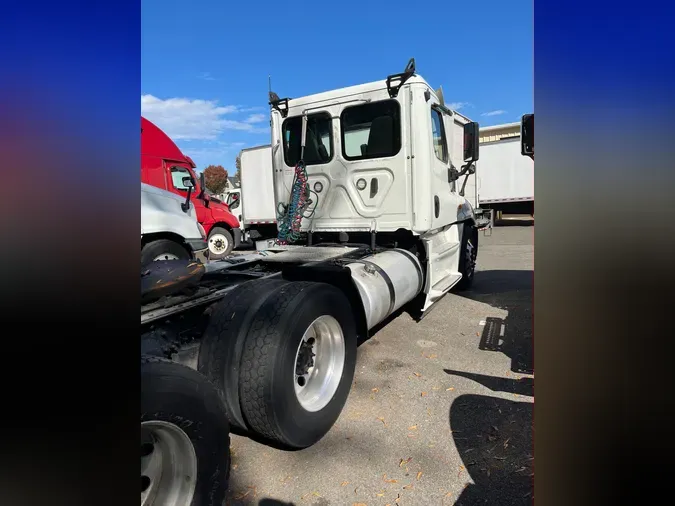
<box><xmin>226</xmin><ymin>222</ymin><xmax>534</xmax><ymax>506</ymax></box>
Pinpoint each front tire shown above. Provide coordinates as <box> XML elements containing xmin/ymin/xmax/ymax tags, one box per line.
<box><xmin>207</xmin><ymin>227</ymin><xmax>234</xmax><ymax>259</ymax></box>
<box><xmin>455</xmin><ymin>223</ymin><xmax>478</xmax><ymax>291</ymax></box>
<box><xmin>141</xmin><ymin>356</ymin><xmax>230</xmax><ymax>506</ymax></box>
<box><xmin>238</xmin><ymin>282</ymin><xmax>358</xmax><ymax>449</ymax></box>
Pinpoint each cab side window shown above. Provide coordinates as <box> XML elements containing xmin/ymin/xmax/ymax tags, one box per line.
<box><xmin>430</xmin><ymin>108</ymin><xmax>448</xmax><ymax>163</ymax></box>
<box><xmin>169</xmin><ymin>166</ymin><xmax>193</xmax><ymax>190</ymax></box>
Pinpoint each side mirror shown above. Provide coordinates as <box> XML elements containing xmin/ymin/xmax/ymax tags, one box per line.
<box><xmin>230</xmin><ymin>198</ymin><xmax>240</xmax><ymax>210</ymax></box>
<box><xmin>180</xmin><ymin>177</ymin><xmax>194</xmax><ymax>212</ymax></box>
<box><xmin>463</xmin><ymin>122</ymin><xmax>480</xmax><ymax>162</ymax></box>
<box><xmin>521</xmin><ymin>114</ymin><xmax>534</xmax><ymax>158</ymax></box>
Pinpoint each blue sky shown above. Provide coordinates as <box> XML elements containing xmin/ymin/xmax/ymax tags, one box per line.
<box><xmin>142</xmin><ymin>0</ymin><xmax>533</xmax><ymax>173</ymax></box>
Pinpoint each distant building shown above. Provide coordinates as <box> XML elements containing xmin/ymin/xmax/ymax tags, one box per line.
<box><xmin>479</xmin><ymin>122</ymin><xmax>520</xmax><ymax>144</ymax></box>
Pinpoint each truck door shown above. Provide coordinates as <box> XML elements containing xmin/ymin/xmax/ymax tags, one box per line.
<box><xmin>428</xmin><ymin>104</ymin><xmax>456</xmax><ymax>229</ymax></box>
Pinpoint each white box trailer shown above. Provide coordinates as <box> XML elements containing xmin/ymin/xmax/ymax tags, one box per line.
<box><xmin>477</xmin><ymin>131</ymin><xmax>534</xmax><ymax>216</ymax></box>
<box><xmin>226</xmin><ymin>145</ymin><xmax>279</xmax><ymax>247</ymax></box>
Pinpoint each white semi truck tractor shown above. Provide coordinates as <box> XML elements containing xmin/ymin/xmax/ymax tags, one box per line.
<box><xmin>140</xmin><ymin>58</ymin><xmax>488</xmax><ymax>506</ymax></box>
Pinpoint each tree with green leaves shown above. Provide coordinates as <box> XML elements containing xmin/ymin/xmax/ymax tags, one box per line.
<box><xmin>202</xmin><ymin>165</ymin><xmax>229</xmax><ymax>195</ymax></box>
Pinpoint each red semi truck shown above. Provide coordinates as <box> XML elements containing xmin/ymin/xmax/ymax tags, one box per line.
<box><xmin>141</xmin><ymin>117</ymin><xmax>241</xmax><ymax>258</ymax></box>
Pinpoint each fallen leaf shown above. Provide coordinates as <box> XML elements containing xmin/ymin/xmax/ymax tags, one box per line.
<box><xmin>425</xmin><ymin>353</ymin><xmax>438</xmax><ymax>359</ymax></box>
<box><xmin>408</xmin><ymin>425</ymin><xmax>417</xmax><ymax>430</ymax></box>
<box><xmin>341</xmin><ymin>481</ymin><xmax>350</xmax><ymax>486</ymax></box>
<box><xmin>372</xmin><ymin>388</ymin><xmax>379</xmax><ymax>393</ymax></box>
<box><xmin>234</xmin><ymin>490</ymin><xmax>251</xmax><ymax>500</ymax></box>
<box><xmin>395</xmin><ymin>493</ymin><xmax>401</xmax><ymax>503</ymax></box>
<box><xmin>413</xmin><ymin>372</ymin><xmax>421</xmax><ymax>377</ymax></box>
<box><xmin>432</xmin><ymin>386</ymin><xmax>440</xmax><ymax>390</ymax></box>
<box><xmin>446</xmin><ymin>387</ymin><xmax>455</xmax><ymax>391</ymax></box>
<box><xmin>399</xmin><ymin>457</ymin><xmax>412</xmax><ymax>467</ymax></box>
<box><xmin>383</xmin><ymin>474</ymin><xmax>398</xmax><ymax>483</ymax></box>
<box><xmin>416</xmin><ymin>471</ymin><xmax>423</xmax><ymax>480</ymax></box>
<box><xmin>232</xmin><ymin>464</ymin><xmax>238</xmax><ymax>470</ymax></box>
<box><xmin>421</xmin><ymin>391</ymin><xmax>427</xmax><ymax>397</ymax></box>
<box><xmin>377</xmin><ymin>417</ymin><xmax>387</xmax><ymax>426</ymax></box>
<box><xmin>476</xmin><ymin>332</ymin><xmax>479</xmax><ymax>336</ymax></box>
<box><xmin>403</xmin><ymin>483</ymin><xmax>414</xmax><ymax>490</ymax></box>
<box><xmin>377</xmin><ymin>491</ymin><xmax>385</xmax><ymax>497</ymax></box>
<box><xmin>446</xmin><ymin>492</ymin><xmax>453</xmax><ymax>497</ymax></box>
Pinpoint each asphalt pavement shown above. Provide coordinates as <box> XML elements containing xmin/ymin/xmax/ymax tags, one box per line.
<box><xmin>225</xmin><ymin>222</ymin><xmax>534</xmax><ymax>506</ymax></box>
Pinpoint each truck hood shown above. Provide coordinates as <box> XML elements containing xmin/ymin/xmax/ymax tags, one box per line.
<box><xmin>141</xmin><ymin>183</ymin><xmax>196</xmax><ymax>219</ymax></box>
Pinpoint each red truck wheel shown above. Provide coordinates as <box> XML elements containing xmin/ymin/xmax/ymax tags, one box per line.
<box><xmin>207</xmin><ymin>227</ymin><xmax>234</xmax><ymax>259</ymax></box>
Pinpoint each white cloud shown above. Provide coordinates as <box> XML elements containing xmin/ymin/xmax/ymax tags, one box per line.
<box><xmin>185</xmin><ymin>142</ymin><xmax>246</xmax><ymax>164</ymax></box>
<box><xmin>141</xmin><ymin>95</ymin><xmax>269</xmax><ymax>139</ymax></box>
<box><xmin>197</xmin><ymin>72</ymin><xmax>216</xmax><ymax>81</ymax></box>
<box><xmin>482</xmin><ymin>110</ymin><xmax>507</xmax><ymax>117</ymax></box>
<box><xmin>448</xmin><ymin>101</ymin><xmax>470</xmax><ymax>111</ymax></box>
<box><xmin>244</xmin><ymin>113</ymin><xmax>266</xmax><ymax>124</ymax></box>
<box><xmin>239</xmin><ymin>106</ymin><xmax>266</xmax><ymax>113</ymax></box>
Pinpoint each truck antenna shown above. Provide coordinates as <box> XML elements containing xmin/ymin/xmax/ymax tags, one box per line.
<box><xmin>268</xmin><ymin>75</ymin><xmax>271</xmax><ymax>94</ymax></box>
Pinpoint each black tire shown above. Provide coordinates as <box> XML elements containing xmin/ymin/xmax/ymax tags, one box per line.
<box><xmin>141</xmin><ymin>356</ymin><xmax>230</xmax><ymax>506</ymax></box>
<box><xmin>141</xmin><ymin>239</ymin><xmax>190</xmax><ymax>268</ymax></box>
<box><xmin>238</xmin><ymin>281</ymin><xmax>358</xmax><ymax>449</ymax></box>
<box><xmin>207</xmin><ymin>227</ymin><xmax>234</xmax><ymax>259</ymax></box>
<box><xmin>198</xmin><ymin>278</ymin><xmax>290</xmax><ymax>431</ymax></box>
<box><xmin>455</xmin><ymin>223</ymin><xmax>478</xmax><ymax>291</ymax></box>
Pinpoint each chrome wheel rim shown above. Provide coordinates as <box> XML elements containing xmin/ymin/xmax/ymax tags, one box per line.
<box><xmin>293</xmin><ymin>315</ymin><xmax>345</xmax><ymax>412</ymax></box>
<box><xmin>208</xmin><ymin>234</ymin><xmax>229</xmax><ymax>255</ymax></box>
<box><xmin>141</xmin><ymin>421</ymin><xmax>197</xmax><ymax>506</ymax></box>
<box><xmin>153</xmin><ymin>253</ymin><xmax>179</xmax><ymax>262</ymax></box>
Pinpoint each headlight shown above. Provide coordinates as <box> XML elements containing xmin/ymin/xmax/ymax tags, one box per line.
<box><xmin>197</xmin><ymin>223</ymin><xmax>206</xmax><ymax>240</ymax></box>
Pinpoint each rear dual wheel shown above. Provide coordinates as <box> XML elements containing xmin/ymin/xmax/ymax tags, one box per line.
<box><xmin>199</xmin><ymin>280</ymin><xmax>357</xmax><ymax>449</ymax></box>
<box><xmin>141</xmin><ymin>356</ymin><xmax>230</xmax><ymax>506</ymax></box>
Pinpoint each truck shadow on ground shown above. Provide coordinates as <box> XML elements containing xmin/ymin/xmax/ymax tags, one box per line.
<box><xmin>449</xmin><ymin>392</ymin><xmax>533</xmax><ymax>505</ymax></box>
<box><xmin>457</xmin><ymin>269</ymin><xmax>533</xmax><ymax>375</ymax></box>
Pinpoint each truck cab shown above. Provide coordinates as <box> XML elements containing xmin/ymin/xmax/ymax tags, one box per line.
<box><xmin>141</xmin><ymin>117</ymin><xmax>241</xmax><ymax>258</ymax></box>
<box><xmin>269</xmin><ymin>58</ymin><xmax>486</xmax><ymax>311</ymax></box>
<box><xmin>140</xmin><ymin>182</ymin><xmax>208</xmax><ymax>267</ymax></box>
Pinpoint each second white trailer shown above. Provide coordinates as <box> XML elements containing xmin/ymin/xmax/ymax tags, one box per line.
<box><xmin>228</xmin><ymin>145</ymin><xmax>279</xmax><ymax>248</ymax></box>
<box><xmin>477</xmin><ymin>134</ymin><xmax>534</xmax><ymax>216</ymax></box>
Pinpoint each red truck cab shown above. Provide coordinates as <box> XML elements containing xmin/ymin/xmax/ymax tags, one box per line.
<box><xmin>141</xmin><ymin>117</ymin><xmax>241</xmax><ymax>258</ymax></box>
